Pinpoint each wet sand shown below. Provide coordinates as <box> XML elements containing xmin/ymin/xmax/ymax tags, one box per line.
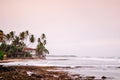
<box><xmin>0</xmin><ymin>58</ymin><xmax>42</xmax><ymax>63</ymax></box>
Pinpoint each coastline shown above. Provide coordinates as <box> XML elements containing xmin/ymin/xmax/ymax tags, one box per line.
<box><xmin>0</xmin><ymin>58</ymin><xmax>116</xmax><ymax>80</ymax></box>
<box><xmin>0</xmin><ymin>58</ymin><xmax>44</xmax><ymax>63</ymax></box>
<box><xmin>0</xmin><ymin>65</ymin><xmax>106</xmax><ymax>80</ymax></box>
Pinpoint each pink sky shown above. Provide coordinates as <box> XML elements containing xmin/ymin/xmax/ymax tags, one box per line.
<box><xmin>0</xmin><ymin>0</ymin><xmax>120</xmax><ymax>56</ymax></box>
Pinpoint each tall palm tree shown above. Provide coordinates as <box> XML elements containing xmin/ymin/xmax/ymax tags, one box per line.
<box><xmin>29</xmin><ymin>34</ymin><xmax>35</xmax><ymax>47</ymax></box>
<box><xmin>37</xmin><ymin>38</ymin><xmax>41</xmax><ymax>43</ymax></box>
<box><xmin>5</xmin><ymin>34</ymin><xmax>11</xmax><ymax>44</ymax></box>
<box><xmin>36</xmin><ymin>33</ymin><xmax>49</xmax><ymax>58</ymax></box>
<box><xmin>41</xmin><ymin>33</ymin><xmax>46</xmax><ymax>40</ymax></box>
<box><xmin>9</xmin><ymin>31</ymin><xmax>15</xmax><ymax>40</ymax></box>
<box><xmin>43</xmin><ymin>40</ymin><xmax>46</xmax><ymax>45</ymax></box>
<box><xmin>40</xmin><ymin>33</ymin><xmax>47</xmax><ymax>45</ymax></box>
<box><xmin>2</xmin><ymin>32</ymin><xmax>15</xmax><ymax>55</ymax></box>
<box><xmin>19</xmin><ymin>32</ymin><xmax>25</xmax><ymax>41</ymax></box>
<box><xmin>36</xmin><ymin>42</ymin><xmax>49</xmax><ymax>58</ymax></box>
<box><xmin>12</xmin><ymin>36</ymin><xmax>20</xmax><ymax>46</ymax></box>
<box><xmin>25</xmin><ymin>30</ymin><xmax>29</xmax><ymax>37</ymax></box>
<box><xmin>29</xmin><ymin>35</ymin><xmax>35</xmax><ymax>43</ymax></box>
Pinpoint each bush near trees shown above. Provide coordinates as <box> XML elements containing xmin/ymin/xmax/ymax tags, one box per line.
<box><xmin>0</xmin><ymin>51</ymin><xmax>4</xmax><ymax>60</ymax></box>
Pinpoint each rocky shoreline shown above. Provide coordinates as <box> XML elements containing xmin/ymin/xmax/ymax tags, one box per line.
<box><xmin>0</xmin><ymin>65</ymin><xmax>78</xmax><ymax>80</ymax></box>
<box><xmin>0</xmin><ymin>65</ymin><xmax>108</xmax><ymax>80</ymax></box>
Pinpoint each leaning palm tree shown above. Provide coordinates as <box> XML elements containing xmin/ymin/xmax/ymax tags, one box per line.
<box><xmin>19</xmin><ymin>31</ymin><xmax>29</xmax><ymax>49</ymax></box>
<box><xmin>36</xmin><ymin>42</ymin><xmax>49</xmax><ymax>58</ymax></box>
<box><xmin>2</xmin><ymin>32</ymin><xmax>15</xmax><ymax>56</ymax></box>
<box><xmin>25</xmin><ymin>30</ymin><xmax>29</xmax><ymax>37</ymax></box>
<box><xmin>36</xmin><ymin>33</ymin><xmax>49</xmax><ymax>58</ymax></box>
<box><xmin>40</xmin><ymin>33</ymin><xmax>47</xmax><ymax>45</ymax></box>
<box><xmin>41</xmin><ymin>33</ymin><xmax>46</xmax><ymax>40</ymax></box>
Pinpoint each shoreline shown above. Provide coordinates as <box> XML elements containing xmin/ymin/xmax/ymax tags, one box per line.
<box><xmin>0</xmin><ymin>65</ymin><xmax>107</xmax><ymax>80</ymax></box>
<box><xmin>0</xmin><ymin>58</ymin><xmax>44</xmax><ymax>63</ymax></box>
<box><xmin>0</xmin><ymin>59</ymin><xmax>113</xmax><ymax>80</ymax></box>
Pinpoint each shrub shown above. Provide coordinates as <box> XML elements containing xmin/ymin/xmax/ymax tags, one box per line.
<box><xmin>0</xmin><ymin>51</ymin><xmax>4</xmax><ymax>60</ymax></box>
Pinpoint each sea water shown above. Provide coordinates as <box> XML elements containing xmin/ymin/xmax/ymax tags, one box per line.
<box><xmin>1</xmin><ymin>55</ymin><xmax>120</xmax><ymax>80</ymax></box>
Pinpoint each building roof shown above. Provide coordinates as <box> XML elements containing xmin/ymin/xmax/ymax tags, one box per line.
<box><xmin>23</xmin><ymin>48</ymin><xmax>36</xmax><ymax>51</ymax></box>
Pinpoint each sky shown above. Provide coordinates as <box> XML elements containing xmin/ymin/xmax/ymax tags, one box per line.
<box><xmin>0</xmin><ymin>0</ymin><xmax>120</xmax><ymax>57</ymax></box>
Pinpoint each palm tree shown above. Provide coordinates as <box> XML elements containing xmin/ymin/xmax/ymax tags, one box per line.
<box><xmin>40</xmin><ymin>33</ymin><xmax>47</xmax><ymax>45</ymax></box>
<box><xmin>29</xmin><ymin>34</ymin><xmax>35</xmax><ymax>47</ymax></box>
<box><xmin>37</xmin><ymin>38</ymin><xmax>41</xmax><ymax>43</ymax></box>
<box><xmin>0</xmin><ymin>43</ymin><xmax>7</xmax><ymax>51</ymax></box>
<box><xmin>19</xmin><ymin>32</ymin><xmax>25</xmax><ymax>41</ymax></box>
<box><xmin>5</xmin><ymin>34</ymin><xmax>11</xmax><ymax>44</ymax></box>
<box><xmin>29</xmin><ymin>34</ymin><xmax>35</xmax><ymax>43</ymax></box>
<box><xmin>9</xmin><ymin>31</ymin><xmax>15</xmax><ymax>40</ymax></box>
<box><xmin>36</xmin><ymin>42</ymin><xmax>49</xmax><ymax>58</ymax></box>
<box><xmin>19</xmin><ymin>32</ymin><xmax>26</xmax><ymax>48</ymax></box>
<box><xmin>25</xmin><ymin>30</ymin><xmax>29</xmax><ymax>37</ymax></box>
<box><xmin>36</xmin><ymin>33</ymin><xmax>49</xmax><ymax>58</ymax></box>
<box><xmin>12</xmin><ymin>36</ymin><xmax>20</xmax><ymax>46</ymax></box>
<box><xmin>43</xmin><ymin>40</ymin><xmax>46</xmax><ymax>45</ymax></box>
<box><xmin>0</xmin><ymin>33</ymin><xmax>10</xmax><ymax>51</ymax></box>
<box><xmin>41</xmin><ymin>33</ymin><xmax>46</xmax><ymax>40</ymax></box>
<box><xmin>1</xmin><ymin>32</ymin><xmax>15</xmax><ymax>56</ymax></box>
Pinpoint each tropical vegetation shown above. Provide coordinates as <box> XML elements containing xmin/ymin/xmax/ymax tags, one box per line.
<box><xmin>36</xmin><ymin>33</ymin><xmax>49</xmax><ymax>58</ymax></box>
<box><xmin>0</xmin><ymin>30</ymin><xmax>49</xmax><ymax>59</ymax></box>
<box><xmin>0</xmin><ymin>51</ymin><xmax>4</xmax><ymax>60</ymax></box>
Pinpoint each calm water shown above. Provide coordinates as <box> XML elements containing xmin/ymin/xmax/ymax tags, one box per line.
<box><xmin>1</xmin><ymin>55</ymin><xmax>120</xmax><ymax>80</ymax></box>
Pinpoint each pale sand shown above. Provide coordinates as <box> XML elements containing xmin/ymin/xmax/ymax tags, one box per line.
<box><xmin>0</xmin><ymin>58</ymin><xmax>34</xmax><ymax>63</ymax></box>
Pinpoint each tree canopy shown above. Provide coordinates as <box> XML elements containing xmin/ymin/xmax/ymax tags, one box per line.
<box><xmin>0</xmin><ymin>30</ymin><xmax>49</xmax><ymax>59</ymax></box>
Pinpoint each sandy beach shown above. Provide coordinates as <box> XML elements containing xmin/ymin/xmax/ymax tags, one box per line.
<box><xmin>0</xmin><ymin>59</ymin><xmax>25</xmax><ymax>63</ymax></box>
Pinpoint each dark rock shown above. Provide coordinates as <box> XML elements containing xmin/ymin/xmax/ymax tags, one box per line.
<box><xmin>31</xmin><ymin>74</ymin><xmax>43</xmax><ymax>78</ymax></box>
<box><xmin>86</xmin><ymin>76</ymin><xmax>95</xmax><ymax>80</ymax></box>
<box><xmin>0</xmin><ymin>65</ymin><xmax>14</xmax><ymax>72</ymax></box>
<box><xmin>101</xmin><ymin>76</ymin><xmax>107</xmax><ymax>80</ymax></box>
<box><xmin>117</xmin><ymin>67</ymin><xmax>120</xmax><ymax>68</ymax></box>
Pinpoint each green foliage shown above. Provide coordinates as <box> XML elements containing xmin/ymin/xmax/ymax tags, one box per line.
<box><xmin>0</xmin><ymin>51</ymin><xmax>4</xmax><ymax>60</ymax></box>
<box><xmin>0</xmin><ymin>30</ymin><xmax>49</xmax><ymax>59</ymax></box>
<box><xmin>24</xmin><ymin>52</ymin><xmax>32</xmax><ymax>57</ymax></box>
<box><xmin>29</xmin><ymin>34</ymin><xmax>35</xmax><ymax>43</ymax></box>
<box><xmin>36</xmin><ymin>33</ymin><xmax>49</xmax><ymax>58</ymax></box>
